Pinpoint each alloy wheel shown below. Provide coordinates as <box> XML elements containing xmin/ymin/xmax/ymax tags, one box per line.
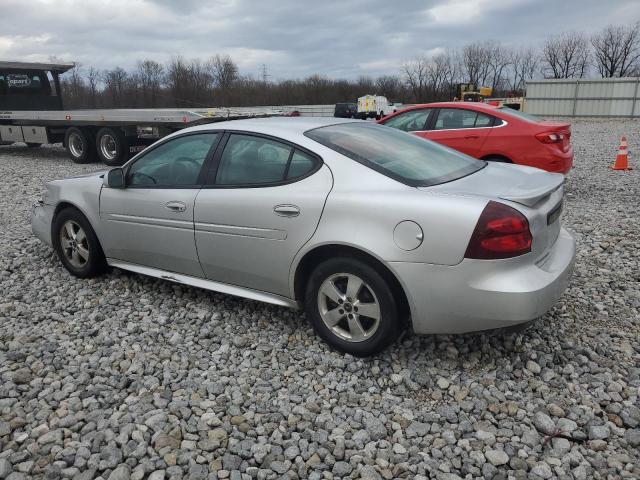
<box><xmin>60</xmin><ymin>220</ymin><xmax>90</xmax><ymax>268</ymax></box>
<box><xmin>317</xmin><ymin>273</ymin><xmax>381</xmax><ymax>342</ymax></box>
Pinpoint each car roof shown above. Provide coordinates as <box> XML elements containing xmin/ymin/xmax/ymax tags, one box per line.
<box><xmin>401</xmin><ymin>102</ymin><xmax>500</xmax><ymax>112</ymax></box>
<box><xmin>183</xmin><ymin>116</ymin><xmax>363</xmax><ymax>139</ymax></box>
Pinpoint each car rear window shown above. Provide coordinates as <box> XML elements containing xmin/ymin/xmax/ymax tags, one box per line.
<box><xmin>497</xmin><ymin>107</ymin><xmax>540</xmax><ymax>123</ymax></box>
<box><xmin>305</xmin><ymin>122</ymin><xmax>485</xmax><ymax>187</ymax></box>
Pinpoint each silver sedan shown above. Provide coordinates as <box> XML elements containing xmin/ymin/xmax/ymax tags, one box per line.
<box><xmin>32</xmin><ymin>118</ymin><xmax>575</xmax><ymax>356</ymax></box>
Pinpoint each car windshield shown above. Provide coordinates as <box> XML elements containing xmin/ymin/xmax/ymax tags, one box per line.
<box><xmin>305</xmin><ymin>122</ymin><xmax>485</xmax><ymax>187</ymax></box>
<box><xmin>497</xmin><ymin>106</ymin><xmax>541</xmax><ymax>123</ymax></box>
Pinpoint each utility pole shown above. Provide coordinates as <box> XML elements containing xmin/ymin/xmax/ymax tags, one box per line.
<box><xmin>261</xmin><ymin>64</ymin><xmax>269</xmax><ymax>84</ymax></box>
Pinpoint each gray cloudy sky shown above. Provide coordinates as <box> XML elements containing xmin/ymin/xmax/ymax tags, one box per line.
<box><xmin>1</xmin><ymin>0</ymin><xmax>639</xmax><ymax>79</ymax></box>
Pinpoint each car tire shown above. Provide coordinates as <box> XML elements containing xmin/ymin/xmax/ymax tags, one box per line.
<box><xmin>96</xmin><ymin>127</ymin><xmax>130</xmax><ymax>166</ymax></box>
<box><xmin>52</xmin><ymin>207</ymin><xmax>107</xmax><ymax>278</ymax></box>
<box><xmin>64</xmin><ymin>127</ymin><xmax>96</xmax><ymax>164</ymax></box>
<box><xmin>304</xmin><ymin>257</ymin><xmax>401</xmax><ymax>356</ymax></box>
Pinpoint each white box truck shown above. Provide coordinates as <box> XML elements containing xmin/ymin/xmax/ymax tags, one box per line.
<box><xmin>357</xmin><ymin>95</ymin><xmax>396</xmax><ymax>120</ymax></box>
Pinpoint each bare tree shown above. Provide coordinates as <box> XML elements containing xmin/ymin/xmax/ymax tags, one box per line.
<box><xmin>102</xmin><ymin>67</ymin><xmax>129</xmax><ymax>107</ymax></box>
<box><xmin>591</xmin><ymin>23</ymin><xmax>640</xmax><ymax>77</ymax></box>
<box><xmin>542</xmin><ymin>31</ymin><xmax>590</xmax><ymax>78</ymax></box>
<box><xmin>403</xmin><ymin>56</ymin><xmax>429</xmax><ymax>101</ymax></box>
<box><xmin>486</xmin><ymin>43</ymin><xmax>512</xmax><ymax>91</ymax></box>
<box><xmin>210</xmin><ymin>54</ymin><xmax>238</xmax><ymax>90</ymax></box>
<box><xmin>137</xmin><ymin>59</ymin><xmax>164</xmax><ymax>107</ymax></box>
<box><xmin>86</xmin><ymin>66</ymin><xmax>100</xmax><ymax>108</ymax></box>
<box><xmin>507</xmin><ymin>47</ymin><xmax>539</xmax><ymax>93</ymax></box>
<box><xmin>461</xmin><ymin>43</ymin><xmax>492</xmax><ymax>86</ymax></box>
<box><xmin>375</xmin><ymin>75</ymin><xmax>402</xmax><ymax>100</ymax></box>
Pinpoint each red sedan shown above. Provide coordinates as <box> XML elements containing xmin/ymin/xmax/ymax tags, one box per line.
<box><xmin>378</xmin><ymin>102</ymin><xmax>573</xmax><ymax>174</ymax></box>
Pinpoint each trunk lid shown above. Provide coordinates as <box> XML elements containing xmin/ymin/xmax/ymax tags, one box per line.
<box><xmin>423</xmin><ymin>162</ymin><xmax>564</xmax><ymax>207</ymax></box>
<box><xmin>421</xmin><ymin>163</ymin><xmax>565</xmax><ymax>259</ymax></box>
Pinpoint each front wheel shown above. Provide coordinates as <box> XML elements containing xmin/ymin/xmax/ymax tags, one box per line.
<box><xmin>52</xmin><ymin>207</ymin><xmax>107</xmax><ymax>278</ymax></box>
<box><xmin>304</xmin><ymin>257</ymin><xmax>401</xmax><ymax>356</ymax></box>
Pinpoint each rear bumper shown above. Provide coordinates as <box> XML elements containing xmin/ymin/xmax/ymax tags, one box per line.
<box><xmin>389</xmin><ymin>228</ymin><xmax>576</xmax><ymax>334</ymax></box>
<box><xmin>31</xmin><ymin>201</ymin><xmax>54</xmax><ymax>247</ymax></box>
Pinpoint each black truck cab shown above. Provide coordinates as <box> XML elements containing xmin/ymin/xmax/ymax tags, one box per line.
<box><xmin>0</xmin><ymin>61</ymin><xmax>73</xmax><ymax>111</ymax></box>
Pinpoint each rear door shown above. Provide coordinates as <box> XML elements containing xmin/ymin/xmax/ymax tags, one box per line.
<box><xmin>99</xmin><ymin>132</ymin><xmax>220</xmax><ymax>277</ymax></box>
<box><xmin>423</xmin><ymin>108</ymin><xmax>493</xmax><ymax>157</ymax></box>
<box><xmin>194</xmin><ymin>132</ymin><xmax>333</xmax><ymax>296</ymax></box>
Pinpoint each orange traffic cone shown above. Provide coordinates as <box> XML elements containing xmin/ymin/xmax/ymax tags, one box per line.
<box><xmin>611</xmin><ymin>136</ymin><xmax>632</xmax><ymax>170</ymax></box>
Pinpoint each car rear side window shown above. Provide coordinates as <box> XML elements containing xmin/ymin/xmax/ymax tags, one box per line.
<box><xmin>216</xmin><ymin>135</ymin><xmax>292</xmax><ymax>185</ymax></box>
<box><xmin>434</xmin><ymin>108</ymin><xmax>493</xmax><ymax>130</ymax></box>
<box><xmin>306</xmin><ymin>122</ymin><xmax>485</xmax><ymax>187</ymax></box>
<box><xmin>383</xmin><ymin>109</ymin><xmax>431</xmax><ymax>132</ymax></box>
<box><xmin>127</xmin><ymin>133</ymin><xmax>219</xmax><ymax>187</ymax></box>
<box><xmin>287</xmin><ymin>150</ymin><xmax>316</xmax><ymax>179</ymax></box>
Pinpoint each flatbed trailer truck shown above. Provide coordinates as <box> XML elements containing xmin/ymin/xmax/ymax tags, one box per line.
<box><xmin>0</xmin><ymin>61</ymin><xmax>283</xmax><ymax>165</ymax></box>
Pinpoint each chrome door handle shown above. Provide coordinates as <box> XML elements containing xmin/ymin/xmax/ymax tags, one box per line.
<box><xmin>165</xmin><ymin>201</ymin><xmax>186</xmax><ymax>212</ymax></box>
<box><xmin>274</xmin><ymin>204</ymin><xmax>300</xmax><ymax>217</ymax></box>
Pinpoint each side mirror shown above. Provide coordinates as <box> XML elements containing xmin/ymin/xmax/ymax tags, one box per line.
<box><xmin>104</xmin><ymin>168</ymin><xmax>125</xmax><ymax>188</ymax></box>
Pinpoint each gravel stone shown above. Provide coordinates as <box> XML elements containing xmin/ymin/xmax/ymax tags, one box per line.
<box><xmin>1</xmin><ymin>119</ymin><xmax>639</xmax><ymax>480</ymax></box>
<box><xmin>533</xmin><ymin>411</ymin><xmax>556</xmax><ymax>435</ymax></box>
<box><xmin>0</xmin><ymin>460</ymin><xmax>12</xmax><ymax>479</ymax></box>
<box><xmin>484</xmin><ymin>449</ymin><xmax>508</xmax><ymax>466</ymax></box>
<box><xmin>588</xmin><ymin>425</ymin><xmax>610</xmax><ymax>440</ymax></box>
<box><xmin>530</xmin><ymin>462</ymin><xmax>553</xmax><ymax>479</ymax></box>
<box><xmin>332</xmin><ymin>461</ymin><xmax>352</xmax><ymax>476</ymax></box>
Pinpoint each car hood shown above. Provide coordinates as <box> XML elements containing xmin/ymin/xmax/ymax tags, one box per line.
<box><xmin>67</xmin><ymin>170</ymin><xmax>106</xmax><ymax>180</ymax></box>
<box><xmin>421</xmin><ymin>163</ymin><xmax>564</xmax><ymax>207</ymax></box>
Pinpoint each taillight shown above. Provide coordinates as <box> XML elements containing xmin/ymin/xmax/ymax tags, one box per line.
<box><xmin>465</xmin><ymin>201</ymin><xmax>532</xmax><ymax>260</ymax></box>
<box><xmin>536</xmin><ymin>132</ymin><xmax>565</xmax><ymax>144</ymax></box>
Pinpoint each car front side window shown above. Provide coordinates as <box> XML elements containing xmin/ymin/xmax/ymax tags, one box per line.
<box><xmin>126</xmin><ymin>133</ymin><xmax>219</xmax><ymax>187</ymax></box>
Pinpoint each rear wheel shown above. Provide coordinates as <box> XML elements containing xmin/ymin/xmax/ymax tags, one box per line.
<box><xmin>304</xmin><ymin>257</ymin><xmax>400</xmax><ymax>356</ymax></box>
<box><xmin>52</xmin><ymin>207</ymin><xmax>107</xmax><ymax>278</ymax></box>
<box><xmin>64</xmin><ymin>127</ymin><xmax>96</xmax><ymax>164</ymax></box>
<box><xmin>96</xmin><ymin>127</ymin><xmax>130</xmax><ymax>166</ymax></box>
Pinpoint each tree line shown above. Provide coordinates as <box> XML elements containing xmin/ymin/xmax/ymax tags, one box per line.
<box><xmin>56</xmin><ymin>22</ymin><xmax>640</xmax><ymax>109</ymax></box>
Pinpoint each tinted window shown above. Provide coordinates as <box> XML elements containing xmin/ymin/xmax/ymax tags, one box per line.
<box><xmin>305</xmin><ymin>123</ymin><xmax>484</xmax><ymax>187</ymax></box>
<box><xmin>127</xmin><ymin>133</ymin><xmax>219</xmax><ymax>186</ymax></box>
<box><xmin>287</xmin><ymin>150</ymin><xmax>316</xmax><ymax>179</ymax></box>
<box><xmin>383</xmin><ymin>109</ymin><xmax>431</xmax><ymax>132</ymax></box>
<box><xmin>216</xmin><ymin>135</ymin><xmax>292</xmax><ymax>185</ymax></box>
<box><xmin>434</xmin><ymin>108</ymin><xmax>478</xmax><ymax>129</ymax></box>
<box><xmin>474</xmin><ymin>112</ymin><xmax>493</xmax><ymax>127</ymax></box>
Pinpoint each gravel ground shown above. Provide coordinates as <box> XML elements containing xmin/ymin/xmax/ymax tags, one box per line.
<box><xmin>0</xmin><ymin>119</ymin><xmax>639</xmax><ymax>480</ymax></box>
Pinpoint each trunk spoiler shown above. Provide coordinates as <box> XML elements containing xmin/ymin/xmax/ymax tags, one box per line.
<box><xmin>498</xmin><ymin>173</ymin><xmax>564</xmax><ymax>207</ymax></box>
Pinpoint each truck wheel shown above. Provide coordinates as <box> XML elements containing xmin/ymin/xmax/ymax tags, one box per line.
<box><xmin>96</xmin><ymin>127</ymin><xmax>130</xmax><ymax>166</ymax></box>
<box><xmin>64</xmin><ymin>127</ymin><xmax>96</xmax><ymax>164</ymax></box>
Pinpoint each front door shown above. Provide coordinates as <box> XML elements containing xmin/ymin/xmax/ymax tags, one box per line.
<box><xmin>99</xmin><ymin>132</ymin><xmax>220</xmax><ymax>277</ymax></box>
<box><xmin>423</xmin><ymin>107</ymin><xmax>492</xmax><ymax>157</ymax></box>
<box><xmin>194</xmin><ymin>133</ymin><xmax>333</xmax><ymax>296</ymax></box>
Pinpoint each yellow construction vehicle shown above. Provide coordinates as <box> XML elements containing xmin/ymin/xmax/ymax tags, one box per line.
<box><xmin>454</xmin><ymin>83</ymin><xmax>492</xmax><ymax>102</ymax></box>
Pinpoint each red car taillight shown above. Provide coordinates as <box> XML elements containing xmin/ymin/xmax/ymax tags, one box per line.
<box><xmin>465</xmin><ymin>201</ymin><xmax>532</xmax><ymax>260</ymax></box>
<box><xmin>535</xmin><ymin>131</ymin><xmax>565</xmax><ymax>144</ymax></box>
